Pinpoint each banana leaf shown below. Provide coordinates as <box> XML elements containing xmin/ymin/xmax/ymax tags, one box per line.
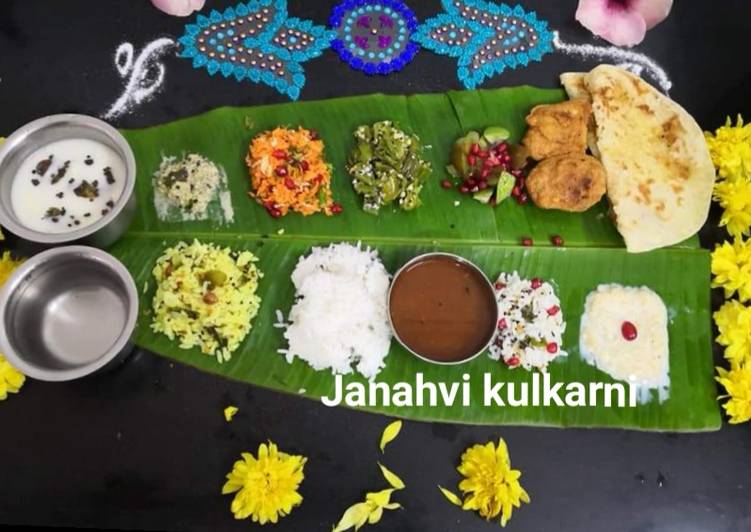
<box><xmin>115</xmin><ymin>87</ymin><xmax>718</xmax><ymax>431</ymax></box>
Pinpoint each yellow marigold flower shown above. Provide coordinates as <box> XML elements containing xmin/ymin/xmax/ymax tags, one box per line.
<box><xmin>0</xmin><ymin>251</ymin><xmax>23</xmax><ymax>286</ymax></box>
<box><xmin>714</xmin><ymin>300</ymin><xmax>751</xmax><ymax>367</ymax></box>
<box><xmin>705</xmin><ymin>115</ymin><xmax>751</xmax><ymax>181</ymax></box>
<box><xmin>0</xmin><ymin>354</ymin><xmax>25</xmax><ymax>400</ymax></box>
<box><xmin>714</xmin><ymin>178</ymin><xmax>751</xmax><ymax>237</ymax></box>
<box><xmin>457</xmin><ymin>438</ymin><xmax>530</xmax><ymax>527</ymax></box>
<box><xmin>221</xmin><ymin>441</ymin><xmax>306</xmax><ymax>525</ymax></box>
<box><xmin>0</xmin><ymin>251</ymin><xmax>25</xmax><ymax>400</ymax></box>
<box><xmin>711</xmin><ymin>239</ymin><xmax>751</xmax><ymax>302</ymax></box>
<box><xmin>716</xmin><ymin>365</ymin><xmax>751</xmax><ymax>424</ymax></box>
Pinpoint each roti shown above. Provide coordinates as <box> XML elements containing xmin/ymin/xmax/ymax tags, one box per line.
<box><xmin>561</xmin><ymin>65</ymin><xmax>715</xmax><ymax>253</ymax></box>
<box><xmin>560</xmin><ymin>72</ymin><xmax>600</xmax><ymax>158</ymax></box>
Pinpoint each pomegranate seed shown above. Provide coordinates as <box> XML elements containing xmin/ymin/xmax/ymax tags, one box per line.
<box><xmin>478</xmin><ymin>149</ymin><xmax>489</xmax><ymax>159</ymax></box>
<box><xmin>441</xmin><ymin>179</ymin><xmax>453</xmax><ymax>189</ymax></box>
<box><xmin>477</xmin><ymin>181</ymin><xmax>488</xmax><ymax>191</ymax></box>
<box><xmin>551</xmin><ymin>235</ymin><xmax>564</xmax><ymax>247</ymax></box>
<box><xmin>511</xmin><ymin>169</ymin><xmax>523</xmax><ymax>177</ymax></box>
<box><xmin>466</xmin><ymin>177</ymin><xmax>477</xmax><ymax>188</ymax></box>
<box><xmin>516</xmin><ymin>177</ymin><xmax>526</xmax><ymax>189</ymax></box>
<box><xmin>531</xmin><ymin>278</ymin><xmax>543</xmax><ymax>289</ymax></box>
<box><xmin>621</xmin><ymin>321</ymin><xmax>638</xmax><ymax>341</ymax></box>
<box><xmin>331</xmin><ymin>203</ymin><xmax>343</xmax><ymax>214</ymax></box>
<box><xmin>546</xmin><ymin>342</ymin><xmax>558</xmax><ymax>354</ymax></box>
<box><xmin>521</xmin><ymin>237</ymin><xmax>533</xmax><ymax>247</ymax></box>
<box><xmin>264</xmin><ymin>202</ymin><xmax>282</xmax><ymax>218</ymax></box>
<box><xmin>467</xmin><ymin>153</ymin><xmax>477</xmax><ymax>166</ymax></box>
<box><xmin>516</xmin><ymin>192</ymin><xmax>529</xmax><ymax>205</ymax></box>
<box><xmin>459</xmin><ymin>184</ymin><xmax>470</xmax><ymax>194</ymax></box>
<box><xmin>502</xmin><ymin>154</ymin><xmax>512</xmax><ymax>164</ymax></box>
<box><xmin>272</xmin><ymin>149</ymin><xmax>287</xmax><ymax>159</ymax></box>
<box><xmin>498</xmin><ymin>142</ymin><xmax>508</xmax><ymax>152</ymax></box>
<box><xmin>506</xmin><ymin>356</ymin><xmax>520</xmax><ymax>367</ymax></box>
<box><xmin>480</xmin><ymin>168</ymin><xmax>490</xmax><ymax>179</ymax></box>
<box><xmin>275</xmin><ymin>166</ymin><xmax>288</xmax><ymax>177</ymax></box>
<box><xmin>497</xmin><ymin>318</ymin><xmax>507</xmax><ymax>330</ymax></box>
<box><xmin>547</xmin><ymin>305</ymin><xmax>560</xmax><ymax>316</ymax></box>
<box><xmin>299</xmin><ymin>160</ymin><xmax>310</xmax><ymax>172</ymax></box>
<box><xmin>470</xmin><ymin>143</ymin><xmax>481</xmax><ymax>155</ymax></box>
<box><xmin>511</xmin><ymin>185</ymin><xmax>521</xmax><ymax>197</ymax></box>
<box><xmin>284</xmin><ymin>177</ymin><xmax>296</xmax><ymax>190</ymax></box>
<box><xmin>494</xmin><ymin>282</ymin><xmax>506</xmax><ymax>290</ymax></box>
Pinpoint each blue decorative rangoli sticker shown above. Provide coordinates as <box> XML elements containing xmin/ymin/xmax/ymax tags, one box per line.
<box><xmin>329</xmin><ymin>0</ymin><xmax>419</xmax><ymax>75</ymax></box>
<box><xmin>178</xmin><ymin>0</ymin><xmax>336</xmax><ymax>100</ymax></box>
<box><xmin>414</xmin><ymin>0</ymin><xmax>554</xmax><ymax>89</ymax></box>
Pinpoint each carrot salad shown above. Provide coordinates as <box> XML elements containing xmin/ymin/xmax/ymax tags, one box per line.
<box><xmin>245</xmin><ymin>127</ymin><xmax>341</xmax><ymax>217</ymax></box>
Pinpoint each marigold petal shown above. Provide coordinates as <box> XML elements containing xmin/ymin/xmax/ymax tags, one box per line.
<box><xmin>223</xmin><ymin>405</ymin><xmax>239</xmax><ymax>422</ymax></box>
<box><xmin>378</xmin><ymin>463</ymin><xmax>405</xmax><ymax>490</ymax></box>
<box><xmin>379</xmin><ymin>420</ymin><xmax>402</xmax><ymax>452</ymax></box>
<box><xmin>367</xmin><ymin>506</ymin><xmax>384</xmax><ymax>525</ymax></box>
<box><xmin>365</xmin><ymin>488</ymin><xmax>394</xmax><ymax>508</ymax></box>
<box><xmin>438</xmin><ymin>485</ymin><xmax>463</xmax><ymax>507</ymax></box>
<box><xmin>333</xmin><ymin>502</ymin><xmax>373</xmax><ymax>532</ymax></box>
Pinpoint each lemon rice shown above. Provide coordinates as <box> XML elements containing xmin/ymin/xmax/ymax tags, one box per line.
<box><xmin>151</xmin><ymin>240</ymin><xmax>262</xmax><ymax>362</ymax></box>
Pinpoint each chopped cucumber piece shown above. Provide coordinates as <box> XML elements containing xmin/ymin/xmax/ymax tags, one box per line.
<box><xmin>483</xmin><ymin>126</ymin><xmax>510</xmax><ymax>145</ymax></box>
<box><xmin>446</xmin><ymin>164</ymin><xmax>460</xmax><ymax>179</ymax></box>
<box><xmin>473</xmin><ymin>188</ymin><xmax>494</xmax><ymax>204</ymax></box>
<box><xmin>495</xmin><ymin>171</ymin><xmax>515</xmax><ymax>203</ymax></box>
<box><xmin>450</xmin><ymin>131</ymin><xmax>481</xmax><ymax>177</ymax></box>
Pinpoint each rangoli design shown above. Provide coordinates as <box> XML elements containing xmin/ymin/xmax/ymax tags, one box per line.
<box><xmin>413</xmin><ymin>0</ymin><xmax>554</xmax><ymax>89</ymax></box>
<box><xmin>177</xmin><ymin>0</ymin><xmax>336</xmax><ymax>100</ymax></box>
<box><xmin>329</xmin><ymin>0</ymin><xmax>420</xmax><ymax>75</ymax></box>
<box><xmin>169</xmin><ymin>0</ymin><xmax>671</xmax><ymax>103</ymax></box>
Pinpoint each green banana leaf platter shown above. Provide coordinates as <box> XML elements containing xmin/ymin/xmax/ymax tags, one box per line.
<box><xmin>113</xmin><ymin>86</ymin><xmax>720</xmax><ymax>432</ymax></box>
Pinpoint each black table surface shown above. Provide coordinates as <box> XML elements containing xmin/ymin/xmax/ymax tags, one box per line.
<box><xmin>1</xmin><ymin>1</ymin><xmax>750</xmax><ymax>531</ymax></box>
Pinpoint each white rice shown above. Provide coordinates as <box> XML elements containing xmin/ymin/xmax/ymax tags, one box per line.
<box><xmin>279</xmin><ymin>242</ymin><xmax>392</xmax><ymax>379</ymax></box>
<box><xmin>489</xmin><ymin>271</ymin><xmax>567</xmax><ymax>371</ymax></box>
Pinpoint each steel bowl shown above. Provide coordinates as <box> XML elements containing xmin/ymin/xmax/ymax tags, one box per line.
<box><xmin>387</xmin><ymin>252</ymin><xmax>499</xmax><ymax>366</ymax></box>
<box><xmin>0</xmin><ymin>114</ymin><xmax>136</xmax><ymax>248</ymax></box>
<box><xmin>0</xmin><ymin>246</ymin><xmax>139</xmax><ymax>381</ymax></box>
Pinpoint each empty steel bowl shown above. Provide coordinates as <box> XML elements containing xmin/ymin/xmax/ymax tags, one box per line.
<box><xmin>0</xmin><ymin>114</ymin><xmax>136</xmax><ymax>248</ymax></box>
<box><xmin>0</xmin><ymin>246</ymin><xmax>139</xmax><ymax>381</ymax></box>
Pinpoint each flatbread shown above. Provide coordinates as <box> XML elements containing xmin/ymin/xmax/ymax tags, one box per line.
<box><xmin>566</xmin><ymin>65</ymin><xmax>714</xmax><ymax>253</ymax></box>
<box><xmin>560</xmin><ymin>72</ymin><xmax>601</xmax><ymax>158</ymax></box>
